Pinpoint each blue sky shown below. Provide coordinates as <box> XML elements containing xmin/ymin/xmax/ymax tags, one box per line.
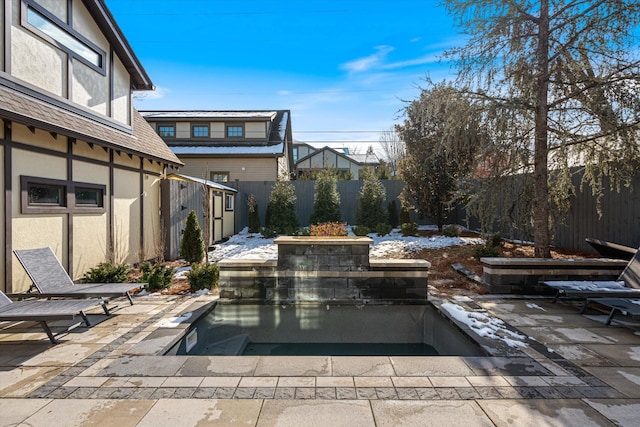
<box><xmin>105</xmin><ymin>0</ymin><xmax>464</xmax><ymax>150</ymax></box>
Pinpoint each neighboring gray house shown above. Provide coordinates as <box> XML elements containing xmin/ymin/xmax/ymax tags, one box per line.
<box><xmin>294</xmin><ymin>143</ymin><xmax>380</xmax><ymax>179</ymax></box>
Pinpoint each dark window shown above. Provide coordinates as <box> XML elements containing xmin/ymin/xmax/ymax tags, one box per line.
<box><xmin>210</xmin><ymin>172</ymin><xmax>229</xmax><ymax>183</ymax></box>
<box><xmin>28</xmin><ymin>182</ymin><xmax>65</xmax><ymax>206</ymax></box>
<box><xmin>226</xmin><ymin>126</ymin><xmax>243</xmax><ymax>138</ymax></box>
<box><xmin>22</xmin><ymin>0</ymin><xmax>105</xmax><ymax>74</ymax></box>
<box><xmin>75</xmin><ymin>187</ymin><xmax>103</xmax><ymax>207</ymax></box>
<box><xmin>21</xmin><ymin>176</ymin><xmax>106</xmax><ymax>214</ymax></box>
<box><xmin>158</xmin><ymin>125</ymin><xmax>175</xmax><ymax>137</ymax></box>
<box><xmin>193</xmin><ymin>125</ymin><xmax>209</xmax><ymax>138</ymax></box>
<box><xmin>225</xmin><ymin>194</ymin><xmax>234</xmax><ymax>211</ymax></box>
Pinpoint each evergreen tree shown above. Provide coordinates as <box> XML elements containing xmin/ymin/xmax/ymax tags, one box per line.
<box><xmin>266</xmin><ymin>180</ymin><xmax>298</xmax><ymax>234</ymax></box>
<box><xmin>310</xmin><ymin>169</ymin><xmax>342</xmax><ymax>224</ymax></box>
<box><xmin>180</xmin><ymin>210</ymin><xmax>205</xmax><ymax>263</ymax></box>
<box><xmin>356</xmin><ymin>167</ymin><xmax>387</xmax><ymax>229</ymax></box>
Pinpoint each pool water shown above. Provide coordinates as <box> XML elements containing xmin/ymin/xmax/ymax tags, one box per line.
<box><xmin>166</xmin><ymin>302</ymin><xmax>485</xmax><ymax>357</ymax></box>
<box><xmin>242</xmin><ymin>342</ymin><xmax>439</xmax><ymax>356</ymax></box>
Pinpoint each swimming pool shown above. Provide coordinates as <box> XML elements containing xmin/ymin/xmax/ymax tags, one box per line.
<box><xmin>165</xmin><ymin>302</ymin><xmax>486</xmax><ymax>357</ymax></box>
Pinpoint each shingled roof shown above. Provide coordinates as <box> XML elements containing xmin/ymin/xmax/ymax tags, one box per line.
<box><xmin>0</xmin><ymin>85</ymin><xmax>182</xmax><ymax>167</ymax></box>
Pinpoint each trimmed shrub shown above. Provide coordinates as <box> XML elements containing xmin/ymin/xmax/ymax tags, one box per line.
<box><xmin>140</xmin><ymin>262</ymin><xmax>174</xmax><ymax>292</ymax></box>
<box><xmin>310</xmin><ymin>169</ymin><xmax>342</xmax><ymax>224</ymax></box>
<box><xmin>260</xmin><ymin>226</ymin><xmax>279</xmax><ymax>239</ymax></box>
<box><xmin>83</xmin><ymin>262</ymin><xmax>129</xmax><ymax>283</ymax></box>
<box><xmin>442</xmin><ymin>225</ymin><xmax>460</xmax><ymax>237</ymax></box>
<box><xmin>387</xmin><ymin>200</ymin><xmax>400</xmax><ymax>228</ymax></box>
<box><xmin>376</xmin><ymin>222</ymin><xmax>392</xmax><ymax>237</ymax></box>
<box><xmin>401</xmin><ymin>222</ymin><xmax>419</xmax><ymax>237</ymax></box>
<box><xmin>180</xmin><ymin>210</ymin><xmax>205</xmax><ymax>263</ymax></box>
<box><xmin>187</xmin><ymin>263</ymin><xmax>220</xmax><ymax>291</ymax></box>
<box><xmin>247</xmin><ymin>194</ymin><xmax>261</xmax><ymax>233</ymax></box>
<box><xmin>353</xmin><ymin>225</ymin><xmax>371</xmax><ymax>236</ymax></box>
<box><xmin>310</xmin><ymin>222</ymin><xmax>348</xmax><ymax>237</ymax></box>
<box><xmin>355</xmin><ymin>167</ymin><xmax>387</xmax><ymax>229</ymax></box>
<box><xmin>486</xmin><ymin>232</ymin><xmax>503</xmax><ymax>248</ymax></box>
<box><xmin>265</xmin><ymin>181</ymin><xmax>298</xmax><ymax>234</ymax></box>
<box><xmin>473</xmin><ymin>245</ymin><xmax>501</xmax><ymax>259</ymax></box>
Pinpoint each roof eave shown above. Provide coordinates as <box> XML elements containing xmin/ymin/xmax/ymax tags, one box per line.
<box><xmin>83</xmin><ymin>0</ymin><xmax>153</xmax><ymax>91</ymax></box>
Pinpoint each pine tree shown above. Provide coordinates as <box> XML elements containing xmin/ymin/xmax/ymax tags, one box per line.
<box><xmin>266</xmin><ymin>180</ymin><xmax>298</xmax><ymax>234</ymax></box>
<box><xmin>310</xmin><ymin>169</ymin><xmax>342</xmax><ymax>225</ymax></box>
<box><xmin>356</xmin><ymin>167</ymin><xmax>387</xmax><ymax>229</ymax></box>
<box><xmin>180</xmin><ymin>210</ymin><xmax>205</xmax><ymax>263</ymax></box>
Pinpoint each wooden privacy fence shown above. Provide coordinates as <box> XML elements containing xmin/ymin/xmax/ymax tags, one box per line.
<box><xmin>161</xmin><ymin>179</ymin><xmax>207</xmax><ymax>261</ymax></box>
<box><xmin>226</xmin><ymin>180</ymin><xmax>406</xmax><ymax>231</ymax></box>
<box><xmin>224</xmin><ymin>176</ymin><xmax>638</xmax><ymax>253</ymax></box>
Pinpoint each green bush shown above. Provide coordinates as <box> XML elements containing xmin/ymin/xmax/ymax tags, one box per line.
<box><xmin>247</xmin><ymin>194</ymin><xmax>261</xmax><ymax>233</ymax></box>
<box><xmin>486</xmin><ymin>232</ymin><xmax>503</xmax><ymax>248</ymax></box>
<box><xmin>376</xmin><ymin>222</ymin><xmax>392</xmax><ymax>236</ymax></box>
<box><xmin>83</xmin><ymin>262</ymin><xmax>129</xmax><ymax>283</ymax></box>
<box><xmin>265</xmin><ymin>181</ymin><xmax>298</xmax><ymax>234</ymax></box>
<box><xmin>442</xmin><ymin>225</ymin><xmax>460</xmax><ymax>237</ymax></box>
<box><xmin>310</xmin><ymin>169</ymin><xmax>342</xmax><ymax>225</ymax></box>
<box><xmin>353</xmin><ymin>225</ymin><xmax>371</xmax><ymax>236</ymax></box>
<box><xmin>473</xmin><ymin>245</ymin><xmax>501</xmax><ymax>259</ymax></box>
<box><xmin>401</xmin><ymin>222</ymin><xmax>419</xmax><ymax>236</ymax></box>
<box><xmin>187</xmin><ymin>263</ymin><xmax>220</xmax><ymax>291</ymax></box>
<box><xmin>180</xmin><ymin>210</ymin><xmax>205</xmax><ymax>263</ymax></box>
<box><xmin>140</xmin><ymin>262</ymin><xmax>175</xmax><ymax>292</ymax></box>
<box><xmin>260</xmin><ymin>226</ymin><xmax>279</xmax><ymax>239</ymax></box>
<box><xmin>387</xmin><ymin>200</ymin><xmax>400</xmax><ymax>228</ymax></box>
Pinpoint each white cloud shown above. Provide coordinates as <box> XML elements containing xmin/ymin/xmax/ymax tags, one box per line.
<box><xmin>382</xmin><ymin>53</ymin><xmax>440</xmax><ymax>70</ymax></box>
<box><xmin>133</xmin><ymin>86</ymin><xmax>170</xmax><ymax>102</ymax></box>
<box><xmin>340</xmin><ymin>45</ymin><xmax>395</xmax><ymax>73</ymax></box>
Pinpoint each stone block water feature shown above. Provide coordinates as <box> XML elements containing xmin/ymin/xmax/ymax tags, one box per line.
<box><xmin>218</xmin><ymin>236</ymin><xmax>430</xmax><ymax>304</ymax></box>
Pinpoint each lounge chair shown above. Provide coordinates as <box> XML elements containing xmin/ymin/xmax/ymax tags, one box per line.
<box><xmin>0</xmin><ymin>290</ymin><xmax>109</xmax><ymax>343</ymax></box>
<box><xmin>585</xmin><ymin>238</ymin><xmax>635</xmax><ymax>261</ymax></box>
<box><xmin>541</xmin><ymin>246</ymin><xmax>640</xmax><ymax>301</ymax></box>
<box><xmin>580</xmin><ymin>297</ymin><xmax>640</xmax><ymax>325</ymax></box>
<box><xmin>13</xmin><ymin>247</ymin><xmax>144</xmax><ymax>305</ymax></box>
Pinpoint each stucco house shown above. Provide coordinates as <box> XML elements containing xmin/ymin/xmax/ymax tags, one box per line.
<box><xmin>0</xmin><ymin>0</ymin><xmax>183</xmax><ymax>293</ymax></box>
<box><xmin>141</xmin><ymin>110</ymin><xmax>295</xmax><ymax>182</ymax></box>
<box><xmin>294</xmin><ymin>143</ymin><xmax>381</xmax><ymax>180</ymax></box>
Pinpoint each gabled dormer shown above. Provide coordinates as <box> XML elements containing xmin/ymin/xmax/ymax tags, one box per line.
<box><xmin>1</xmin><ymin>0</ymin><xmax>151</xmax><ymax>131</ymax></box>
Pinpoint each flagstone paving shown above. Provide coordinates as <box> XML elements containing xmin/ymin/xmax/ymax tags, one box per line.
<box><xmin>1</xmin><ymin>294</ymin><xmax>640</xmax><ymax>426</ymax></box>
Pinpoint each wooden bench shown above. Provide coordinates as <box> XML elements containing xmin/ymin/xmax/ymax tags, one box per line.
<box><xmin>480</xmin><ymin>257</ymin><xmax>628</xmax><ymax>294</ymax></box>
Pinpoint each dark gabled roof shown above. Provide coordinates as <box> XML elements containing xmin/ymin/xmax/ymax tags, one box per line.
<box><xmin>139</xmin><ymin>111</ymin><xmax>279</xmax><ymax>121</ymax></box>
<box><xmin>0</xmin><ymin>85</ymin><xmax>182</xmax><ymax>166</ymax></box>
<box><xmin>83</xmin><ymin>0</ymin><xmax>153</xmax><ymax>90</ymax></box>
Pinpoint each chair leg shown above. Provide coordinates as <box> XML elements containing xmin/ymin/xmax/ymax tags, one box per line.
<box><xmin>605</xmin><ymin>308</ymin><xmax>617</xmax><ymax>326</ymax></box>
<box><xmin>40</xmin><ymin>321</ymin><xmax>59</xmax><ymax>344</ymax></box>
<box><xmin>579</xmin><ymin>300</ymin><xmax>589</xmax><ymax>314</ymax></box>
<box><xmin>126</xmin><ymin>292</ymin><xmax>134</xmax><ymax>305</ymax></box>
<box><xmin>101</xmin><ymin>302</ymin><xmax>111</xmax><ymax>316</ymax></box>
<box><xmin>80</xmin><ymin>310</ymin><xmax>92</xmax><ymax>327</ymax></box>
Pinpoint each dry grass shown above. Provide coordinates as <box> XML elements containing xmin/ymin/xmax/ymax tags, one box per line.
<box><xmin>408</xmin><ymin>231</ymin><xmax>596</xmax><ymax>297</ymax></box>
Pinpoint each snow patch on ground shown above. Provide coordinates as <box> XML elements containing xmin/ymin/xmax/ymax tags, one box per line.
<box><xmin>206</xmin><ymin>226</ymin><xmax>484</xmax><ymax>263</ymax></box>
<box><xmin>441</xmin><ymin>302</ymin><xmax>528</xmax><ymax>348</ymax></box>
<box><xmin>526</xmin><ymin>302</ymin><xmax>547</xmax><ymax>312</ymax></box>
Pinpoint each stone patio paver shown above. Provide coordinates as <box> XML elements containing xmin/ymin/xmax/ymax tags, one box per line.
<box><xmin>2</xmin><ymin>295</ymin><xmax>640</xmax><ymax>426</ymax></box>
